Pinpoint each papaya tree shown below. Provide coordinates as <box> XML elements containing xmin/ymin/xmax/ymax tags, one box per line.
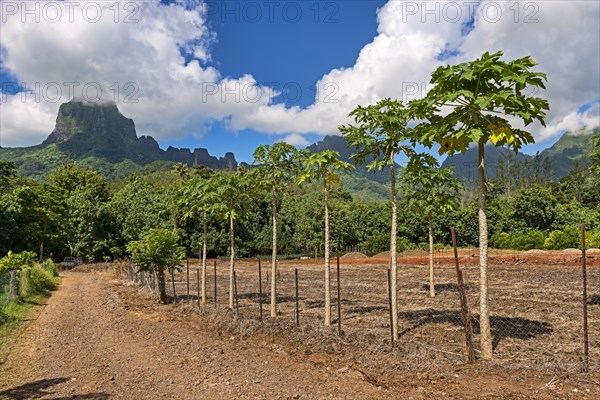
<box><xmin>339</xmin><ymin>98</ymin><xmax>434</xmax><ymax>342</ymax></box>
<box><xmin>211</xmin><ymin>171</ymin><xmax>253</xmax><ymax>309</ymax></box>
<box><xmin>179</xmin><ymin>175</ymin><xmax>216</xmax><ymax>304</ymax></box>
<box><xmin>298</xmin><ymin>150</ymin><xmax>353</xmax><ymax>326</ymax></box>
<box><xmin>413</xmin><ymin>51</ymin><xmax>549</xmax><ymax>358</ymax></box>
<box><xmin>400</xmin><ymin>164</ymin><xmax>463</xmax><ymax>297</ymax></box>
<box><xmin>252</xmin><ymin>143</ymin><xmax>303</xmax><ymax>317</ymax></box>
<box><xmin>126</xmin><ymin>229</ymin><xmax>184</xmax><ymax>304</ymax></box>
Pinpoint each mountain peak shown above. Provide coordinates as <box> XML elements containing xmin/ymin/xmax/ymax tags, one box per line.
<box><xmin>43</xmin><ymin>100</ymin><xmax>136</xmax><ymax>145</ymax></box>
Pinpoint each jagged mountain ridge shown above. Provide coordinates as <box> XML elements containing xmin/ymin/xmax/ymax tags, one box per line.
<box><xmin>0</xmin><ymin>100</ymin><xmax>237</xmax><ymax>178</ymax></box>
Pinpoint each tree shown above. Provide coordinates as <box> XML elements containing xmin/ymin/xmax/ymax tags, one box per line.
<box><xmin>590</xmin><ymin>134</ymin><xmax>599</xmax><ymax>175</ymax></box>
<box><xmin>413</xmin><ymin>51</ymin><xmax>549</xmax><ymax>358</ymax></box>
<box><xmin>172</xmin><ymin>162</ymin><xmax>189</xmax><ymax>181</ymax></box>
<box><xmin>127</xmin><ymin>229</ymin><xmax>184</xmax><ymax>303</ymax></box>
<box><xmin>400</xmin><ymin>164</ymin><xmax>463</xmax><ymax>297</ymax></box>
<box><xmin>252</xmin><ymin>143</ymin><xmax>303</xmax><ymax>317</ymax></box>
<box><xmin>298</xmin><ymin>150</ymin><xmax>353</xmax><ymax>325</ymax></box>
<box><xmin>211</xmin><ymin>171</ymin><xmax>253</xmax><ymax>309</ymax></box>
<box><xmin>511</xmin><ymin>185</ymin><xmax>556</xmax><ymax>230</ymax></box>
<box><xmin>0</xmin><ymin>161</ymin><xmax>17</xmax><ymax>189</ymax></box>
<box><xmin>179</xmin><ymin>175</ymin><xmax>217</xmax><ymax>304</ymax></box>
<box><xmin>339</xmin><ymin>98</ymin><xmax>434</xmax><ymax>342</ymax></box>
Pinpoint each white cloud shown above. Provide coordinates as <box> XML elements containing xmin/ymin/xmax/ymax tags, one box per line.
<box><xmin>0</xmin><ymin>0</ymin><xmax>598</xmax><ymax>148</ymax></box>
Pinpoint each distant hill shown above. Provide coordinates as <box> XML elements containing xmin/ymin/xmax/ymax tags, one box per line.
<box><xmin>306</xmin><ymin>135</ymin><xmax>395</xmax><ymax>184</ymax></box>
<box><xmin>440</xmin><ymin>128</ymin><xmax>598</xmax><ymax>183</ymax></box>
<box><xmin>1</xmin><ymin>100</ymin><xmax>595</xmax><ymax>190</ymax></box>
<box><xmin>0</xmin><ymin>100</ymin><xmax>237</xmax><ymax>179</ymax></box>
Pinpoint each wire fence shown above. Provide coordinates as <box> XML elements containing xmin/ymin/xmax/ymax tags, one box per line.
<box><xmin>0</xmin><ymin>270</ymin><xmax>11</xmax><ymax>313</ymax></box>
<box><xmin>119</xmin><ymin>248</ymin><xmax>599</xmax><ymax>372</ymax></box>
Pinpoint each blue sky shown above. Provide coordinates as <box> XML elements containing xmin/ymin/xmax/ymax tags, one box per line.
<box><xmin>169</xmin><ymin>0</ymin><xmax>386</xmax><ymax>162</ymax></box>
<box><xmin>1</xmin><ymin>0</ymin><xmax>598</xmax><ymax>163</ymax></box>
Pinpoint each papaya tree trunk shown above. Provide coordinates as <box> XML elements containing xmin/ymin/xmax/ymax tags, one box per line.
<box><xmin>229</xmin><ymin>214</ymin><xmax>235</xmax><ymax>310</ymax></box>
<box><xmin>429</xmin><ymin>213</ymin><xmax>435</xmax><ymax>298</ymax></box>
<box><xmin>157</xmin><ymin>268</ymin><xmax>167</xmax><ymax>304</ymax></box>
<box><xmin>271</xmin><ymin>189</ymin><xmax>278</xmax><ymax>317</ymax></box>
<box><xmin>324</xmin><ymin>179</ymin><xmax>331</xmax><ymax>326</ymax></box>
<box><xmin>478</xmin><ymin>139</ymin><xmax>493</xmax><ymax>359</ymax></box>
<box><xmin>202</xmin><ymin>209</ymin><xmax>208</xmax><ymax>304</ymax></box>
<box><xmin>390</xmin><ymin>150</ymin><xmax>398</xmax><ymax>342</ymax></box>
<box><xmin>171</xmin><ymin>270</ymin><xmax>177</xmax><ymax>303</ymax></box>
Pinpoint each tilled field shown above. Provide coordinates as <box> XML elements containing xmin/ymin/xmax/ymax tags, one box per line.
<box><xmin>165</xmin><ymin>253</ymin><xmax>600</xmax><ymax>371</ymax></box>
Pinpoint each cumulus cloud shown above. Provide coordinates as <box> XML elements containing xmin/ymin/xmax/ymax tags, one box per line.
<box><xmin>0</xmin><ymin>0</ymin><xmax>598</xmax><ymax>148</ymax></box>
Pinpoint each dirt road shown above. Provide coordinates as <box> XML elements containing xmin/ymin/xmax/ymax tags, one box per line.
<box><xmin>1</xmin><ymin>270</ymin><xmax>597</xmax><ymax>399</ymax></box>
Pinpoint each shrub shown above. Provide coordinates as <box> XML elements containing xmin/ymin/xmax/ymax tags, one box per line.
<box><xmin>586</xmin><ymin>230</ymin><xmax>600</xmax><ymax>248</ymax></box>
<box><xmin>490</xmin><ymin>232</ymin><xmax>512</xmax><ymax>249</ymax></box>
<box><xmin>363</xmin><ymin>234</ymin><xmax>389</xmax><ymax>256</ymax></box>
<box><xmin>544</xmin><ymin>226</ymin><xmax>581</xmax><ymax>250</ymax></box>
<box><xmin>41</xmin><ymin>259</ymin><xmax>58</xmax><ymax>277</ymax></box>
<box><xmin>27</xmin><ymin>265</ymin><xmax>58</xmax><ymax>294</ymax></box>
<box><xmin>511</xmin><ymin>230</ymin><xmax>546</xmax><ymax>251</ymax></box>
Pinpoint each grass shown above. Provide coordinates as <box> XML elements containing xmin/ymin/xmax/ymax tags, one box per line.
<box><xmin>0</xmin><ymin>267</ymin><xmax>60</xmax><ymax>352</ymax></box>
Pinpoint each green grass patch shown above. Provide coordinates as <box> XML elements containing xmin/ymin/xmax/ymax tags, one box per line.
<box><xmin>0</xmin><ymin>265</ymin><xmax>60</xmax><ymax>352</ymax></box>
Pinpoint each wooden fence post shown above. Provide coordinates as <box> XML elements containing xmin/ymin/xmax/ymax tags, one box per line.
<box><xmin>451</xmin><ymin>227</ymin><xmax>475</xmax><ymax>363</ymax></box>
<box><xmin>581</xmin><ymin>224</ymin><xmax>589</xmax><ymax>372</ymax></box>
<box><xmin>336</xmin><ymin>248</ymin><xmax>342</xmax><ymax>336</ymax></box>
<box><xmin>258</xmin><ymin>258</ymin><xmax>263</xmax><ymax>321</ymax></box>
<box><xmin>295</xmin><ymin>268</ymin><xmax>299</xmax><ymax>328</ymax></box>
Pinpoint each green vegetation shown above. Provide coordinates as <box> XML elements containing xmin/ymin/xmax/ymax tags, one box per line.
<box><xmin>127</xmin><ymin>229</ymin><xmax>184</xmax><ymax>303</ymax></box>
<box><xmin>0</xmin><ymin>252</ymin><xmax>60</xmax><ymax>339</ymax></box>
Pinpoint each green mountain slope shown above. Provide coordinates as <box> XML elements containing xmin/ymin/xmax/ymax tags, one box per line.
<box><xmin>0</xmin><ymin>100</ymin><xmax>237</xmax><ymax>179</ymax></box>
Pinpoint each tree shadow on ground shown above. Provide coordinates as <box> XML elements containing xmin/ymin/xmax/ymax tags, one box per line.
<box><xmin>397</xmin><ymin>309</ymin><xmax>552</xmax><ymax>350</ymax></box>
<box><xmin>350</xmin><ymin>305</ymin><xmax>389</xmax><ymax>315</ymax></box>
<box><xmin>420</xmin><ymin>283</ymin><xmax>473</xmax><ymax>293</ymax></box>
<box><xmin>589</xmin><ymin>295</ymin><xmax>600</xmax><ymax>305</ymax></box>
<box><xmin>305</xmin><ymin>299</ymin><xmax>355</xmax><ymax>309</ymax></box>
<box><xmin>0</xmin><ymin>377</ymin><xmax>110</xmax><ymax>399</ymax></box>
<box><xmin>237</xmin><ymin>293</ymin><xmax>300</xmax><ymax>304</ymax></box>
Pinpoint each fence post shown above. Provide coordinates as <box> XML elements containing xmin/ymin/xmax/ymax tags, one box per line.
<box><xmin>8</xmin><ymin>270</ymin><xmax>17</xmax><ymax>301</ymax></box>
<box><xmin>451</xmin><ymin>227</ymin><xmax>475</xmax><ymax>363</ymax></box>
<box><xmin>387</xmin><ymin>269</ymin><xmax>394</xmax><ymax>348</ymax></box>
<box><xmin>186</xmin><ymin>257</ymin><xmax>190</xmax><ymax>300</ymax></box>
<box><xmin>581</xmin><ymin>224</ymin><xmax>589</xmax><ymax>372</ymax></box>
<box><xmin>258</xmin><ymin>258</ymin><xmax>263</xmax><ymax>321</ymax></box>
<box><xmin>336</xmin><ymin>248</ymin><xmax>342</xmax><ymax>336</ymax></box>
<box><xmin>171</xmin><ymin>271</ymin><xmax>177</xmax><ymax>303</ymax></box>
<box><xmin>295</xmin><ymin>268</ymin><xmax>299</xmax><ymax>328</ymax></box>
<box><xmin>214</xmin><ymin>260</ymin><xmax>217</xmax><ymax>308</ymax></box>
<box><xmin>197</xmin><ymin>268</ymin><xmax>201</xmax><ymax>307</ymax></box>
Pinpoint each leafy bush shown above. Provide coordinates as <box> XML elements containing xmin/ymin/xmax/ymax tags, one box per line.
<box><xmin>27</xmin><ymin>266</ymin><xmax>58</xmax><ymax>294</ymax></box>
<box><xmin>511</xmin><ymin>230</ymin><xmax>546</xmax><ymax>251</ymax></box>
<box><xmin>544</xmin><ymin>226</ymin><xmax>581</xmax><ymax>250</ymax></box>
<box><xmin>490</xmin><ymin>232</ymin><xmax>512</xmax><ymax>249</ymax></box>
<box><xmin>363</xmin><ymin>234</ymin><xmax>389</xmax><ymax>256</ymax></box>
<box><xmin>0</xmin><ymin>251</ymin><xmax>37</xmax><ymax>272</ymax></box>
<box><xmin>41</xmin><ymin>259</ymin><xmax>58</xmax><ymax>277</ymax></box>
<box><xmin>585</xmin><ymin>230</ymin><xmax>600</xmax><ymax>248</ymax></box>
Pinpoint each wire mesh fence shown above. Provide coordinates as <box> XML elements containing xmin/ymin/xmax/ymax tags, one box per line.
<box><xmin>120</xmin><ymin>249</ymin><xmax>599</xmax><ymax>372</ymax></box>
<box><xmin>0</xmin><ymin>270</ymin><xmax>11</xmax><ymax>313</ymax></box>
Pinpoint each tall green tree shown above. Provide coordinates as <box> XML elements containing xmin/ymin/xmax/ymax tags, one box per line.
<box><xmin>252</xmin><ymin>143</ymin><xmax>302</xmax><ymax>317</ymax></box>
<box><xmin>179</xmin><ymin>175</ymin><xmax>217</xmax><ymax>304</ymax></box>
<box><xmin>400</xmin><ymin>165</ymin><xmax>463</xmax><ymax>297</ymax></box>
<box><xmin>413</xmin><ymin>51</ymin><xmax>549</xmax><ymax>358</ymax></box>
<box><xmin>340</xmin><ymin>98</ymin><xmax>433</xmax><ymax>342</ymax></box>
<box><xmin>211</xmin><ymin>171</ymin><xmax>253</xmax><ymax>309</ymax></box>
<box><xmin>298</xmin><ymin>150</ymin><xmax>353</xmax><ymax>326</ymax></box>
